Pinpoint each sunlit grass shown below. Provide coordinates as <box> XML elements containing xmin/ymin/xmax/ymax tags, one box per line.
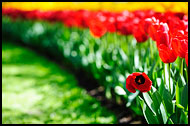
<box><xmin>2</xmin><ymin>42</ymin><xmax>117</xmax><ymax>124</ymax></box>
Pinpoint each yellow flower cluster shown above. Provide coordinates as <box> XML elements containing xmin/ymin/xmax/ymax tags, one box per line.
<box><xmin>2</xmin><ymin>2</ymin><xmax>188</xmax><ymax>14</ymax></box>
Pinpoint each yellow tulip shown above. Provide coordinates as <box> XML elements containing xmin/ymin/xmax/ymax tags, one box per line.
<box><xmin>2</xmin><ymin>2</ymin><xmax>188</xmax><ymax>14</ymax></box>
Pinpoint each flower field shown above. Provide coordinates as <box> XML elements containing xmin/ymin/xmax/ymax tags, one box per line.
<box><xmin>2</xmin><ymin>2</ymin><xmax>188</xmax><ymax>124</ymax></box>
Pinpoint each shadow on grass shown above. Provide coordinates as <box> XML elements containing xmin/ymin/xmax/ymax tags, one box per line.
<box><xmin>2</xmin><ymin>42</ymin><xmax>117</xmax><ymax>124</ymax></box>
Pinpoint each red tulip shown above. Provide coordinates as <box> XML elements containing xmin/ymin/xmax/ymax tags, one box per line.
<box><xmin>133</xmin><ymin>30</ymin><xmax>148</xmax><ymax>43</ymax></box>
<box><xmin>126</xmin><ymin>72</ymin><xmax>152</xmax><ymax>93</ymax></box>
<box><xmin>89</xmin><ymin>18</ymin><xmax>107</xmax><ymax>38</ymax></box>
<box><xmin>7</xmin><ymin>9</ymin><xmax>21</xmax><ymax>20</ymax></box>
<box><xmin>133</xmin><ymin>19</ymin><xmax>149</xmax><ymax>42</ymax></box>
<box><xmin>168</xmin><ymin>17</ymin><xmax>188</xmax><ymax>33</ymax></box>
<box><xmin>172</xmin><ymin>38</ymin><xmax>188</xmax><ymax>58</ymax></box>
<box><xmin>171</xmin><ymin>31</ymin><xmax>188</xmax><ymax>58</ymax></box>
<box><xmin>115</xmin><ymin>12</ymin><xmax>134</xmax><ymax>35</ymax></box>
<box><xmin>23</xmin><ymin>10</ymin><xmax>41</xmax><ymax>20</ymax></box>
<box><xmin>63</xmin><ymin>11</ymin><xmax>78</xmax><ymax>27</ymax></box>
<box><xmin>158</xmin><ymin>44</ymin><xmax>177</xmax><ymax>63</ymax></box>
<box><xmin>155</xmin><ymin>23</ymin><xmax>170</xmax><ymax>46</ymax></box>
<box><xmin>133</xmin><ymin>25</ymin><xmax>148</xmax><ymax>43</ymax></box>
<box><xmin>77</xmin><ymin>10</ymin><xmax>91</xmax><ymax>28</ymax></box>
<box><xmin>149</xmin><ymin>20</ymin><xmax>170</xmax><ymax>47</ymax></box>
<box><xmin>142</xmin><ymin>17</ymin><xmax>154</xmax><ymax>34</ymax></box>
<box><xmin>106</xmin><ymin>16</ymin><xmax>116</xmax><ymax>33</ymax></box>
<box><xmin>56</xmin><ymin>10</ymin><xmax>70</xmax><ymax>22</ymax></box>
<box><xmin>148</xmin><ymin>17</ymin><xmax>160</xmax><ymax>41</ymax></box>
<box><xmin>2</xmin><ymin>8</ymin><xmax>188</xmax><ymax>47</ymax></box>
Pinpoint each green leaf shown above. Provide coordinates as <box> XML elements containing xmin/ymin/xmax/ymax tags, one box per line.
<box><xmin>134</xmin><ymin>50</ymin><xmax>140</xmax><ymax>69</ymax></box>
<box><xmin>179</xmin><ymin>109</ymin><xmax>188</xmax><ymax>124</ymax></box>
<box><xmin>171</xmin><ymin>79</ymin><xmax>176</xmax><ymax>99</ymax></box>
<box><xmin>169</xmin><ymin>104</ymin><xmax>188</xmax><ymax>124</ymax></box>
<box><xmin>114</xmin><ymin>86</ymin><xmax>126</xmax><ymax>96</ymax></box>
<box><xmin>167</xmin><ymin>118</ymin><xmax>174</xmax><ymax>124</ymax></box>
<box><xmin>158</xmin><ymin>79</ymin><xmax>165</xmax><ymax>96</ymax></box>
<box><xmin>138</xmin><ymin>96</ymin><xmax>159</xmax><ymax>124</ymax></box>
<box><xmin>151</xmin><ymin>87</ymin><xmax>167</xmax><ymax>124</ymax></box>
<box><xmin>157</xmin><ymin>67</ymin><xmax>164</xmax><ymax>77</ymax></box>
<box><xmin>142</xmin><ymin>92</ymin><xmax>156</xmax><ymax>115</ymax></box>
<box><xmin>147</xmin><ymin>61</ymin><xmax>156</xmax><ymax>81</ymax></box>
<box><xmin>181</xmin><ymin>84</ymin><xmax>188</xmax><ymax>110</ymax></box>
<box><xmin>176</xmin><ymin>104</ymin><xmax>184</xmax><ymax>110</ymax></box>
<box><xmin>156</xmin><ymin>78</ymin><xmax>161</xmax><ymax>87</ymax></box>
<box><xmin>162</xmin><ymin>87</ymin><xmax>174</xmax><ymax>115</ymax></box>
<box><xmin>178</xmin><ymin>74</ymin><xmax>186</xmax><ymax>87</ymax></box>
<box><xmin>169</xmin><ymin>113</ymin><xmax>178</xmax><ymax>124</ymax></box>
<box><xmin>130</xmin><ymin>98</ymin><xmax>143</xmax><ymax>116</ymax></box>
<box><xmin>159</xmin><ymin>100</ymin><xmax>168</xmax><ymax>124</ymax></box>
<box><xmin>126</xmin><ymin>91</ymin><xmax>139</xmax><ymax>107</ymax></box>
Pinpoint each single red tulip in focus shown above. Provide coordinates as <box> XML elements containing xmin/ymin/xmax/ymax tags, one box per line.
<box><xmin>126</xmin><ymin>72</ymin><xmax>152</xmax><ymax>93</ymax></box>
<box><xmin>158</xmin><ymin>44</ymin><xmax>177</xmax><ymax>63</ymax></box>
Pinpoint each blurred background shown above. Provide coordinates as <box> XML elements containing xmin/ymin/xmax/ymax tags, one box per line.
<box><xmin>2</xmin><ymin>2</ymin><xmax>188</xmax><ymax>124</ymax></box>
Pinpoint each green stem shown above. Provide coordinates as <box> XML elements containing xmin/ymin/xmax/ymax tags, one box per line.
<box><xmin>138</xmin><ymin>44</ymin><xmax>142</xmax><ymax>68</ymax></box>
<box><xmin>180</xmin><ymin>58</ymin><xmax>183</xmax><ymax>75</ymax></box>
<box><xmin>176</xmin><ymin>84</ymin><xmax>180</xmax><ymax>105</ymax></box>
<box><xmin>168</xmin><ymin>63</ymin><xmax>171</xmax><ymax>94</ymax></box>
<box><xmin>149</xmin><ymin>38</ymin><xmax>153</xmax><ymax>63</ymax></box>
<box><xmin>164</xmin><ymin>63</ymin><xmax>166</xmax><ymax>86</ymax></box>
<box><xmin>176</xmin><ymin>58</ymin><xmax>183</xmax><ymax>104</ymax></box>
<box><xmin>185</xmin><ymin>62</ymin><xmax>188</xmax><ymax>82</ymax></box>
<box><xmin>148</xmin><ymin>89</ymin><xmax>152</xmax><ymax>97</ymax></box>
<box><xmin>159</xmin><ymin>56</ymin><xmax>162</xmax><ymax>69</ymax></box>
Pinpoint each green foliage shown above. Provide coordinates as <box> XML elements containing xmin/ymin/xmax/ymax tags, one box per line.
<box><xmin>2</xmin><ymin>16</ymin><xmax>188</xmax><ymax>124</ymax></box>
<box><xmin>138</xmin><ymin>96</ymin><xmax>159</xmax><ymax>124</ymax></box>
<box><xmin>2</xmin><ymin>42</ymin><xmax>117</xmax><ymax>124</ymax></box>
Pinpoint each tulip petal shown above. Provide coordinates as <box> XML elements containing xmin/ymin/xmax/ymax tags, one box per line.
<box><xmin>126</xmin><ymin>75</ymin><xmax>136</xmax><ymax>93</ymax></box>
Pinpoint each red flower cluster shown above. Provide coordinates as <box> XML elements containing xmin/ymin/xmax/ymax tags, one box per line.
<box><xmin>143</xmin><ymin>15</ymin><xmax>188</xmax><ymax>64</ymax></box>
<box><xmin>126</xmin><ymin>72</ymin><xmax>152</xmax><ymax>93</ymax></box>
<box><xmin>2</xmin><ymin>8</ymin><xmax>188</xmax><ymax>65</ymax></box>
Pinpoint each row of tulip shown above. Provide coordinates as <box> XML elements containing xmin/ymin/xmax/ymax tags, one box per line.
<box><xmin>2</xmin><ymin>2</ymin><xmax>188</xmax><ymax>14</ymax></box>
<box><xmin>2</xmin><ymin>8</ymin><xmax>188</xmax><ymax>66</ymax></box>
<box><xmin>2</xmin><ymin>7</ymin><xmax>188</xmax><ymax>124</ymax></box>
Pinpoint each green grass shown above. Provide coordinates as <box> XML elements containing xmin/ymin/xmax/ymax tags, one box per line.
<box><xmin>2</xmin><ymin>41</ymin><xmax>117</xmax><ymax>124</ymax></box>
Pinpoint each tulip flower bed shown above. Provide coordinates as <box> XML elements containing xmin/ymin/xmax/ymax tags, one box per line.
<box><xmin>2</xmin><ymin>6</ymin><xmax>188</xmax><ymax>124</ymax></box>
